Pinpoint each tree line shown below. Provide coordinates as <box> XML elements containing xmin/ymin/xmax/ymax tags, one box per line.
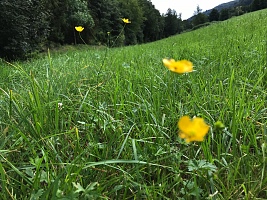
<box><xmin>192</xmin><ymin>0</ymin><xmax>266</xmax><ymax>28</ymax></box>
<box><xmin>0</xmin><ymin>0</ymin><xmax>265</xmax><ymax>60</ymax></box>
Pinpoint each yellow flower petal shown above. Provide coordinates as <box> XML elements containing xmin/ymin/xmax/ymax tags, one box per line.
<box><xmin>192</xmin><ymin>118</ymin><xmax>210</xmax><ymax>137</ymax></box>
<box><xmin>178</xmin><ymin>116</ymin><xmax>209</xmax><ymax>143</ymax></box>
<box><xmin>178</xmin><ymin>116</ymin><xmax>192</xmax><ymax>134</ymax></box>
<box><xmin>163</xmin><ymin>58</ymin><xmax>193</xmax><ymax>74</ymax></box>
<box><xmin>122</xmin><ymin>18</ymin><xmax>131</xmax><ymax>23</ymax></box>
<box><xmin>75</xmin><ymin>26</ymin><xmax>84</xmax><ymax>32</ymax></box>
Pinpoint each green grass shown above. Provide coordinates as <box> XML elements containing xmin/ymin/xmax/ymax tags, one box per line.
<box><xmin>0</xmin><ymin>9</ymin><xmax>267</xmax><ymax>199</ymax></box>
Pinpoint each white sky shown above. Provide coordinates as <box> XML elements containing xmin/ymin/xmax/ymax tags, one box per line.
<box><xmin>150</xmin><ymin>0</ymin><xmax>229</xmax><ymax>20</ymax></box>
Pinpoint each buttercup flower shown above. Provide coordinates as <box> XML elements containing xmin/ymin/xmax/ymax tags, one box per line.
<box><xmin>162</xmin><ymin>59</ymin><xmax>193</xmax><ymax>74</ymax></box>
<box><xmin>178</xmin><ymin>116</ymin><xmax>209</xmax><ymax>143</ymax></box>
<box><xmin>75</xmin><ymin>26</ymin><xmax>84</xmax><ymax>32</ymax></box>
<box><xmin>122</xmin><ymin>18</ymin><xmax>131</xmax><ymax>24</ymax></box>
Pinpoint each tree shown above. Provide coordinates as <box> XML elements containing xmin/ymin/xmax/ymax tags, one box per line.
<box><xmin>251</xmin><ymin>0</ymin><xmax>261</xmax><ymax>11</ymax></box>
<box><xmin>65</xmin><ymin>0</ymin><xmax>94</xmax><ymax>44</ymax></box>
<box><xmin>209</xmin><ymin>9</ymin><xmax>220</xmax><ymax>21</ymax></box>
<box><xmin>192</xmin><ymin>5</ymin><xmax>208</xmax><ymax>26</ymax></box>
<box><xmin>194</xmin><ymin>5</ymin><xmax>202</xmax><ymax>15</ymax></box>
<box><xmin>139</xmin><ymin>0</ymin><xmax>164</xmax><ymax>42</ymax></box>
<box><xmin>219</xmin><ymin>8</ymin><xmax>230</xmax><ymax>21</ymax></box>
<box><xmin>250</xmin><ymin>0</ymin><xmax>267</xmax><ymax>11</ymax></box>
<box><xmin>117</xmin><ymin>0</ymin><xmax>144</xmax><ymax>45</ymax></box>
<box><xmin>234</xmin><ymin>6</ymin><xmax>245</xmax><ymax>16</ymax></box>
<box><xmin>0</xmin><ymin>0</ymin><xmax>49</xmax><ymax>60</ymax></box>
<box><xmin>260</xmin><ymin>0</ymin><xmax>267</xmax><ymax>9</ymax></box>
<box><xmin>44</xmin><ymin>0</ymin><xmax>69</xmax><ymax>44</ymax></box>
<box><xmin>88</xmin><ymin>0</ymin><xmax>123</xmax><ymax>46</ymax></box>
<box><xmin>163</xmin><ymin>9</ymin><xmax>182</xmax><ymax>37</ymax></box>
<box><xmin>192</xmin><ymin>13</ymin><xmax>208</xmax><ymax>26</ymax></box>
<box><xmin>44</xmin><ymin>0</ymin><xmax>94</xmax><ymax>45</ymax></box>
<box><xmin>182</xmin><ymin>19</ymin><xmax>193</xmax><ymax>31</ymax></box>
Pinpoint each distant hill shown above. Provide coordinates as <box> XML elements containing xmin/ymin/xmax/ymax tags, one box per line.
<box><xmin>202</xmin><ymin>0</ymin><xmax>253</xmax><ymax>16</ymax></box>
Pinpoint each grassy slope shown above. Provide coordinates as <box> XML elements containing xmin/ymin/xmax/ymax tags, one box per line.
<box><xmin>0</xmin><ymin>9</ymin><xmax>267</xmax><ymax>199</ymax></box>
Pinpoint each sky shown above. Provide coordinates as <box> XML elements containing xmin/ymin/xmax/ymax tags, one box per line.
<box><xmin>150</xmin><ymin>0</ymin><xmax>229</xmax><ymax>20</ymax></box>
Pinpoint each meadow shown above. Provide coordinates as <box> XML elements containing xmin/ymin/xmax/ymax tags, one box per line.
<box><xmin>0</xmin><ymin>9</ymin><xmax>267</xmax><ymax>199</ymax></box>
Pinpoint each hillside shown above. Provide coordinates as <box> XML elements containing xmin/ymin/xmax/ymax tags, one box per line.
<box><xmin>202</xmin><ymin>0</ymin><xmax>253</xmax><ymax>15</ymax></box>
<box><xmin>0</xmin><ymin>9</ymin><xmax>267</xmax><ymax>199</ymax></box>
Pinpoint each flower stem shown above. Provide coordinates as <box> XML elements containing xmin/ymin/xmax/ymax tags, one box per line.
<box><xmin>79</xmin><ymin>32</ymin><xmax>87</xmax><ymax>45</ymax></box>
<box><xmin>111</xmin><ymin>24</ymin><xmax>126</xmax><ymax>48</ymax></box>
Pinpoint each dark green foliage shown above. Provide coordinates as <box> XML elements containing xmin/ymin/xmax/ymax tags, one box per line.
<box><xmin>192</xmin><ymin>5</ymin><xmax>208</xmax><ymax>27</ymax></box>
<box><xmin>45</xmin><ymin>0</ymin><xmax>94</xmax><ymax>45</ymax></box>
<box><xmin>28</xmin><ymin>1</ymin><xmax>50</xmax><ymax>51</ymax></box>
<box><xmin>0</xmin><ymin>0</ymin><xmax>94</xmax><ymax>60</ymax></box>
<box><xmin>163</xmin><ymin>9</ymin><xmax>183</xmax><ymax>37</ymax></box>
<box><xmin>117</xmin><ymin>0</ymin><xmax>144</xmax><ymax>45</ymax></box>
<box><xmin>219</xmin><ymin>8</ymin><xmax>230</xmax><ymax>21</ymax></box>
<box><xmin>182</xmin><ymin>19</ymin><xmax>193</xmax><ymax>31</ymax></box>
<box><xmin>88</xmin><ymin>0</ymin><xmax>123</xmax><ymax>46</ymax></box>
<box><xmin>0</xmin><ymin>0</ymin><xmax>49</xmax><ymax>60</ymax></box>
<box><xmin>251</xmin><ymin>0</ymin><xmax>261</xmax><ymax>11</ymax></box>
<box><xmin>68</xmin><ymin>0</ymin><xmax>94</xmax><ymax>26</ymax></box>
<box><xmin>0</xmin><ymin>0</ymin><xmax>30</xmax><ymax>60</ymax></box>
<box><xmin>261</xmin><ymin>0</ymin><xmax>267</xmax><ymax>9</ymax></box>
<box><xmin>44</xmin><ymin>0</ymin><xmax>69</xmax><ymax>44</ymax></box>
<box><xmin>65</xmin><ymin>0</ymin><xmax>95</xmax><ymax>44</ymax></box>
<box><xmin>139</xmin><ymin>0</ymin><xmax>164</xmax><ymax>42</ymax></box>
<box><xmin>209</xmin><ymin>9</ymin><xmax>220</xmax><ymax>21</ymax></box>
<box><xmin>191</xmin><ymin>22</ymin><xmax>211</xmax><ymax>30</ymax></box>
<box><xmin>251</xmin><ymin>0</ymin><xmax>267</xmax><ymax>11</ymax></box>
<box><xmin>233</xmin><ymin>6</ymin><xmax>245</xmax><ymax>16</ymax></box>
<box><xmin>239</xmin><ymin>0</ymin><xmax>254</xmax><ymax>6</ymax></box>
<box><xmin>192</xmin><ymin>13</ymin><xmax>208</xmax><ymax>27</ymax></box>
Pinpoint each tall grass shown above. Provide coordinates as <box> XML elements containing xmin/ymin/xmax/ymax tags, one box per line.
<box><xmin>0</xmin><ymin>9</ymin><xmax>267</xmax><ymax>199</ymax></box>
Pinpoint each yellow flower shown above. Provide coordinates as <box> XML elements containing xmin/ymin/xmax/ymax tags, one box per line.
<box><xmin>162</xmin><ymin>59</ymin><xmax>193</xmax><ymax>74</ymax></box>
<box><xmin>178</xmin><ymin>116</ymin><xmax>209</xmax><ymax>143</ymax></box>
<box><xmin>122</xmin><ymin>18</ymin><xmax>131</xmax><ymax>24</ymax></box>
<box><xmin>75</xmin><ymin>26</ymin><xmax>84</xmax><ymax>32</ymax></box>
